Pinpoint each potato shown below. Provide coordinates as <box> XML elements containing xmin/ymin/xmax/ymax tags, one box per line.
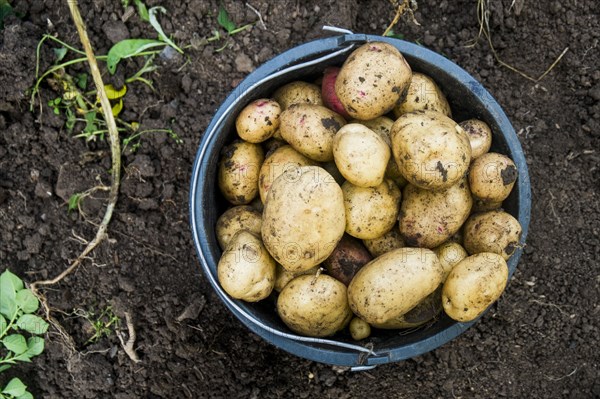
<box><xmin>279</xmin><ymin>104</ymin><xmax>346</xmax><ymax>162</ymax></box>
<box><xmin>274</xmin><ymin>264</ymin><xmax>319</xmax><ymax>292</ymax></box>
<box><xmin>459</xmin><ymin>119</ymin><xmax>492</xmax><ymax>159</ymax></box>
<box><xmin>391</xmin><ymin>110</ymin><xmax>472</xmax><ymax>190</ymax></box>
<box><xmin>215</xmin><ymin>205</ymin><xmax>262</xmax><ymax>250</ymax></box>
<box><xmin>393</xmin><ymin>72</ymin><xmax>452</xmax><ymax>118</ymax></box>
<box><xmin>277</xmin><ymin>274</ymin><xmax>352</xmax><ymax>337</ymax></box>
<box><xmin>217</xmin><ymin>230</ymin><xmax>276</xmax><ymax>302</ymax></box>
<box><xmin>321</xmin><ymin>161</ymin><xmax>346</xmax><ymax>185</ymax></box>
<box><xmin>342</xmin><ymin>179</ymin><xmax>401</xmax><ymax>240</ymax></box>
<box><xmin>434</xmin><ymin>241</ymin><xmax>468</xmax><ymax>280</ymax></box>
<box><xmin>335</xmin><ymin>42</ymin><xmax>412</xmax><ymax>120</ymax></box>
<box><xmin>258</xmin><ymin>145</ymin><xmax>315</xmax><ymax>204</ymax></box>
<box><xmin>349</xmin><ymin>317</ymin><xmax>371</xmax><ymax>340</ymax></box>
<box><xmin>218</xmin><ymin>140</ymin><xmax>264</xmax><ymax>205</ymax></box>
<box><xmin>473</xmin><ymin>198</ymin><xmax>503</xmax><ymax>212</ymax></box>
<box><xmin>323</xmin><ymin>234</ymin><xmax>373</xmax><ymax>286</ymax></box>
<box><xmin>235</xmin><ymin>99</ymin><xmax>281</xmax><ymax>143</ymax></box>
<box><xmin>273</xmin><ymin>81</ymin><xmax>323</xmax><ymax>110</ymax></box>
<box><xmin>442</xmin><ymin>253</ymin><xmax>508</xmax><ymax>322</ymax></box>
<box><xmin>463</xmin><ymin>210</ymin><xmax>522</xmax><ymax>260</ymax></box>
<box><xmin>262</xmin><ymin>166</ymin><xmax>346</xmax><ymax>272</ymax></box>
<box><xmin>399</xmin><ymin>178</ymin><xmax>473</xmax><ymax>248</ymax></box>
<box><xmin>347</xmin><ymin>247</ymin><xmax>444</xmax><ymax>328</ymax></box>
<box><xmin>333</xmin><ymin>123</ymin><xmax>390</xmax><ymax>187</ymax></box>
<box><xmin>362</xmin><ymin>226</ymin><xmax>405</xmax><ymax>258</ymax></box>
<box><xmin>322</xmin><ymin>67</ymin><xmax>350</xmax><ymax>118</ymax></box>
<box><xmin>376</xmin><ymin>287</ymin><xmax>442</xmax><ymax>329</ymax></box>
<box><xmin>468</xmin><ymin>152</ymin><xmax>518</xmax><ymax>203</ymax></box>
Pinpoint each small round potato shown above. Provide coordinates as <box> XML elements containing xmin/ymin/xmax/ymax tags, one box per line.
<box><xmin>217</xmin><ymin>230</ymin><xmax>276</xmax><ymax>302</ymax></box>
<box><xmin>459</xmin><ymin>119</ymin><xmax>493</xmax><ymax>159</ymax></box>
<box><xmin>279</xmin><ymin>104</ymin><xmax>346</xmax><ymax>162</ymax></box>
<box><xmin>335</xmin><ymin>42</ymin><xmax>412</xmax><ymax>120</ymax></box>
<box><xmin>216</xmin><ymin>205</ymin><xmax>262</xmax><ymax>250</ymax></box>
<box><xmin>277</xmin><ymin>274</ymin><xmax>352</xmax><ymax>337</ymax></box>
<box><xmin>399</xmin><ymin>178</ymin><xmax>473</xmax><ymax>248</ymax></box>
<box><xmin>349</xmin><ymin>317</ymin><xmax>371</xmax><ymax>340</ymax></box>
<box><xmin>468</xmin><ymin>152</ymin><xmax>518</xmax><ymax>203</ymax></box>
<box><xmin>442</xmin><ymin>253</ymin><xmax>509</xmax><ymax>322</ymax></box>
<box><xmin>463</xmin><ymin>210</ymin><xmax>522</xmax><ymax>260</ymax></box>
<box><xmin>362</xmin><ymin>226</ymin><xmax>405</xmax><ymax>258</ymax></box>
<box><xmin>342</xmin><ymin>179</ymin><xmax>401</xmax><ymax>240</ymax></box>
<box><xmin>391</xmin><ymin>110</ymin><xmax>472</xmax><ymax>190</ymax></box>
<box><xmin>333</xmin><ymin>123</ymin><xmax>391</xmax><ymax>187</ymax></box>
<box><xmin>218</xmin><ymin>140</ymin><xmax>264</xmax><ymax>205</ymax></box>
<box><xmin>347</xmin><ymin>247</ymin><xmax>444</xmax><ymax>328</ymax></box>
<box><xmin>393</xmin><ymin>72</ymin><xmax>452</xmax><ymax>118</ymax></box>
<box><xmin>433</xmin><ymin>241</ymin><xmax>468</xmax><ymax>280</ymax></box>
<box><xmin>273</xmin><ymin>81</ymin><xmax>323</xmax><ymax>110</ymax></box>
<box><xmin>274</xmin><ymin>264</ymin><xmax>319</xmax><ymax>292</ymax></box>
<box><xmin>262</xmin><ymin>166</ymin><xmax>346</xmax><ymax>272</ymax></box>
<box><xmin>376</xmin><ymin>287</ymin><xmax>443</xmax><ymax>329</ymax></box>
<box><xmin>323</xmin><ymin>234</ymin><xmax>373</xmax><ymax>286</ymax></box>
<box><xmin>235</xmin><ymin>99</ymin><xmax>281</xmax><ymax>143</ymax></box>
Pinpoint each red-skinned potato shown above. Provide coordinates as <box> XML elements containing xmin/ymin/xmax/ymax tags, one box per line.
<box><xmin>323</xmin><ymin>234</ymin><xmax>373</xmax><ymax>286</ymax></box>
<box><xmin>322</xmin><ymin>67</ymin><xmax>350</xmax><ymax>119</ymax></box>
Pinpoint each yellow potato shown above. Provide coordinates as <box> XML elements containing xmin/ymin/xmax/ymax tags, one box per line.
<box><xmin>459</xmin><ymin>119</ymin><xmax>492</xmax><ymax>159</ymax></box>
<box><xmin>217</xmin><ymin>140</ymin><xmax>264</xmax><ymax>205</ymax></box>
<box><xmin>393</xmin><ymin>72</ymin><xmax>452</xmax><ymax>118</ymax></box>
<box><xmin>376</xmin><ymin>287</ymin><xmax>442</xmax><ymax>329</ymax></box>
<box><xmin>468</xmin><ymin>152</ymin><xmax>518</xmax><ymax>203</ymax></box>
<box><xmin>273</xmin><ymin>81</ymin><xmax>323</xmax><ymax>110</ymax></box>
<box><xmin>349</xmin><ymin>317</ymin><xmax>371</xmax><ymax>340</ymax></box>
<box><xmin>274</xmin><ymin>264</ymin><xmax>319</xmax><ymax>292</ymax></box>
<box><xmin>362</xmin><ymin>226</ymin><xmax>405</xmax><ymax>258</ymax></box>
<box><xmin>463</xmin><ymin>210</ymin><xmax>522</xmax><ymax>260</ymax></box>
<box><xmin>433</xmin><ymin>241</ymin><xmax>468</xmax><ymax>280</ymax></box>
<box><xmin>235</xmin><ymin>99</ymin><xmax>281</xmax><ymax>143</ymax></box>
<box><xmin>215</xmin><ymin>205</ymin><xmax>262</xmax><ymax>250</ymax></box>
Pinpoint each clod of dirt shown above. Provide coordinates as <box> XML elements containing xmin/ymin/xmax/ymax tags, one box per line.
<box><xmin>235</xmin><ymin>52</ymin><xmax>254</xmax><ymax>73</ymax></box>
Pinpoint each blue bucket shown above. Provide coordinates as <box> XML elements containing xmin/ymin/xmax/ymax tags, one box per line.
<box><xmin>189</xmin><ymin>33</ymin><xmax>531</xmax><ymax>369</ymax></box>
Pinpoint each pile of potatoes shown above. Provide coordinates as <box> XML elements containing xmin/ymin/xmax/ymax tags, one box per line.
<box><xmin>215</xmin><ymin>42</ymin><xmax>522</xmax><ymax>340</ymax></box>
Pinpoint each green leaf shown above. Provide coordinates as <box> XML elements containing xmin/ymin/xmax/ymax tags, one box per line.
<box><xmin>384</xmin><ymin>29</ymin><xmax>404</xmax><ymax>39</ymax></box>
<box><xmin>0</xmin><ymin>1</ymin><xmax>14</xmax><ymax>31</ymax></box>
<box><xmin>0</xmin><ymin>314</ymin><xmax>6</xmax><ymax>334</ymax></box>
<box><xmin>76</xmin><ymin>73</ymin><xmax>88</xmax><ymax>90</ymax></box>
<box><xmin>1</xmin><ymin>270</ymin><xmax>23</xmax><ymax>292</ymax></box>
<box><xmin>0</xmin><ymin>270</ymin><xmax>20</xmax><ymax>318</ymax></box>
<box><xmin>26</xmin><ymin>336</ymin><xmax>44</xmax><ymax>357</ymax></box>
<box><xmin>2</xmin><ymin>334</ymin><xmax>27</xmax><ymax>354</ymax></box>
<box><xmin>53</xmin><ymin>47</ymin><xmax>68</xmax><ymax>62</ymax></box>
<box><xmin>67</xmin><ymin>193</ymin><xmax>82</xmax><ymax>213</ymax></box>
<box><xmin>0</xmin><ymin>364</ymin><xmax>11</xmax><ymax>372</ymax></box>
<box><xmin>134</xmin><ymin>0</ymin><xmax>149</xmax><ymax>21</ymax></box>
<box><xmin>217</xmin><ymin>4</ymin><xmax>236</xmax><ymax>34</ymax></box>
<box><xmin>148</xmin><ymin>7</ymin><xmax>183</xmax><ymax>54</ymax></box>
<box><xmin>17</xmin><ymin>391</ymin><xmax>34</xmax><ymax>399</ymax></box>
<box><xmin>2</xmin><ymin>378</ymin><xmax>26</xmax><ymax>397</ymax></box>
<box><xmin>16</xmin><ymin>314</ymin><xmax>48</xmax><ymax>335</ymax></box>
<box><xmin>106</xmin><ymin>39</ymin><xmax>166</xmax><ymax>74</ymax></box>
<box><xmin>15</xmin><ymin>289</ymin><xmax>38</xmax><ymax>314</ymax></box>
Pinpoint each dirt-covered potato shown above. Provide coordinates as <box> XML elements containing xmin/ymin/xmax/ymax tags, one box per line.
<box><xmin>273</xmin><ymin>81</ymin><xmax>323</xmax><ymax>110</ymax></box>
<box><xmin>442</xmin><ymin>253</ymin><xmax>508</xmax><ymax>322</ymax></box>
<box><xmin>347</xmin><ymin>247</ymin><xmax>444</xmax><ymax>328</ymax></box>
<box><xmin>376</xmin><ymin>286</ymin><xmax>442</xmax><ymax>329</ymax></box>
<box><xmin>279</xmin><ymin>104</ymin><xmax>346</xmax><ymax>162</ymax></box>
<box><xmin>399</xmin><ymin>178</ymin><xmax>473</xmax><ymax>248</ymax></box>
<box><xmin>262</xmin><ymin>166</ymin><xmax>346</xmax><ymax>272</ymax></box>
<box><xmin>434</xmin><ymin>241</ymin><xmax>468</xmax><ymax>280</ymax></box>
<box><xmin>362</xmin><ymin>226</ymin><xmax>405</xmax><ymax>258</ymax></box>
<box><xmin>468</xmin><ymin>152</ymin><xmax>518</xmax><ymax>203</ymax></box>
<box><xmin>277</xmin><ymin>274</ymin><xmax>352</xmax><ymax>337</ymax></box>
<box><xmin>335</xmin><ymin>42</ymin><xmax>412</xmax><ymax>120</ymax></box>
<box><xmin>323</xmin><ymin>234</ymin><xmax>373</xmax><ymax>286</ymax></box>
<box><xmin>258</xmin><ymin>145</ymin><xmax>315</xmax><ymax>204</ymax></box>
<box><xmin>393</xmin><ymin>72</ymin><xmax>452</xmax><ymax>118</ymax></box>
<box><xmin>391</xmin><ymin>110</ymin><xmax>472</xmax><ymax>190</ymax></box>
<box><xmin>235</xmin><ymin>99</ymin><xmax>281</xmax><ymax>143</ymax></box>
<box><xmin>218</xmin><ymin>140</ymin><xmax>264</xmax><ymax>205</ymax></box>
<box><xmin>333</xmin><ymin>123</ymin><xmax>390</xmax><ymax>187</ymax></box>
<box><xmin>274</xmin><ymin>264</ymin><xmax>319</xmax><ymax>292</ymax></box>
<box><xmin>459</xmin><ymin>119</ymin><xmax>492</xmax><ymax>159</ymax></box>
<box><xmin>349</xmin><ymin>317</ymin><xmax>371</xmax><ymax>340</ymax></box>
<box><xmin>217</xmin><ymin>230</ymin><xmax>276</xmax><ymax>302</ymax></box>
<box><xmin>322</xmin><ymin>67</ymin><xmax>350</xmax><ymax>118</ymax></box>
<box><xmin>342</xmin><ymin>179</ymin><xmax>401</xmax><ymax>240</ymax></box>
<box><xmin>216</xmin><ymin>205</ymin><xmax>262</xmax><ymax>250</ymax></box>
<box><xmin>463</xmin><ymin>210</ymin><xmax>522</xmax><ymax>260</ymax></box>
<box><xmin>472</xmin><ymin>198</ymin><xmax>503</xmax><ymax>212</ymax></box>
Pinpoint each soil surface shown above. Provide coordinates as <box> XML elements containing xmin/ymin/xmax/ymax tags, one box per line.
<box><xmin>1</xmin><ymin>0</ymin><xmax>599</xmax><ymax>398</ymax></box>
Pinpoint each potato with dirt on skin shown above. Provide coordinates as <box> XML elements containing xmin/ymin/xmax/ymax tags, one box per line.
<box><xmin>463</xmin><ymin>210</ymin><xmax>522</xmax><ymax>260</ymax></box>
<box><xmin>335</xmin><ymin>41</ymin><xmax>412</xmax><ymax>120</ymax></box>
<box><xmin>274</xmin><ymin>264</ymin><xmax>319</xmax><ymax>292</ymax></box>
<box><xmin>393</xmin><ymin>72</ymin><xmax>452</xmax><ymax>118</ymax></box>
<box><xmin>347</xmin><ymin>247</ymin><xmax>444</xmax><ymax>328</ymax></box>
<box><xmin>376</xmin><ymin>286</ymin><xmax>443</xmax><ymax>329</ymax></box>
<box><xmin>262</xmin><ymin>166</ymin><xmax>346</xmax><ymax>272</ymax></box>
<box><xmin>362</xmin><ymin>226</ymin><xmax>405</xmax><ymax>258</ymax></box>
<box><xmin>472</xmin><ymin>198</ymin><xmax>503</xmax><ymax>213</ymax></box>
<box><xmin>279</xmin><ymin>104</ymin><xmax>346</xmax><ymax>162</ymax></box>
<box><xmin>235</xmin><ymin>99</ymin><xmax>281</xmax><ymax>143</ymax></box>
<box><xmin>217</xmin><ymin>230</ymin><xmax>276</xmax><ymax>302</ymax></box>
<box><xmin>399</xmin><ymin>177</ymin><xmax>473</xmax><ymax>249</ymax></box>
<box><xmin>342</xmin><ymin>179</ymin><xmax>401</xmax><ymax>240</ymax></box>
<box><xmin>215</xmin><ymin>205</ymin><xmax>262</xmax><ymax>250</ymax></box>
<box><xmin>218</xmin><ymin>140</ymin><xmax>264</xmax><ymax>205</ymax></box>
<box><xmin>349</xmin><ymin>317</ymin><xmax>371</xmax><ymax>340</ymax></box>
<box><xmin>459</xmin><ymin>119</ymin><xmax>493</xmax><ymax>159</ymax></box>
<box><xmin>323</xmin><ymin>234</ymin><xmax>373</xmax><ymax>286</ymax></box>
<box><xmin>273</xmin><ymin>81</ymin><xmax>323</xmax><ymax>110</ymax></box>
<box><xmin>277</xmin><ymin>274</ymin><xmax>352</xmax><ymax>337</ymax></box>
<box><xmin>469</xmin><ymin>152</ymin><xmax>518</xmax><ymax>203</ymax></box>
<box><xmin>434</xmin><ymin>241</ymin><xmax>468</xmax><ymax>280</ymax></box>
<box><xmin>442</xmin><ymin>252</ymin><xmax>509</xmax><ymax>322</ymax></box>
<box><xmin>333</xmin><ymin>123</ymin><xmax>390</xmax><ymax>187</ymax></box>
<box><xmin>391</xmin><ymin>110</ymin><xmax>472</xmax><ymax>190</ymax></box>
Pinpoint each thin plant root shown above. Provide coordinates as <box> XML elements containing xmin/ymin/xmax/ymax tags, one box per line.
<box><xmin>117</xmin><ymin>312</ymin><xmax>141</xmax><ymax>363</ymax></box>
<box><xmin>382</xmin><ymin>0</ymin><xmax>420</xmax><ymax>37</ymax></box>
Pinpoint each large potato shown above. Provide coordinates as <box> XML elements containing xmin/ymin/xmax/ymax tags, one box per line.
<box><xmin>347</xmin><ymin>247</ymin><xmax>444</xmax><ymax>328</ymax></box>
<box><xmin>279</xmin><ymin>104</ymin><xmax>346</xmax><ymax>162</ymax></box>
<box><xmin>434</xmin><ymin>241</ymin><xmax>468</xmax><ymax>280</ymax></box>
<box><xmin>273</xmin><ymin>81</ymin><xmax>323</xmax><ymax>110</ymax></box>
<box><xmin>442</xmin><ymin>253</ymin><xmax>508</xmax><ymax>322</ymax></box>
<box><xmin>218</xmin><ymin>140</ymin><xmax>264</xmax><ymax>205</ymax></box>
<box><xmin>362</xmin><ymin>226</ymin><xmax>405</xmax><ymax>258</ymax></box>
<box><xmin>393</xmin><ymin>72</ymin><xmax>452</xmax><ymax>118</ymax></box>
<box><xmin>468</xmin><ymin>152</ymin><xmax>518</xmax><ymax>203</ymax></box>
<box><xmin>459</xmin><ymin>119</ymin><xmax>492</xmax><ymax>159</ymax></box>
<box><xmin>342</xmin><ymin>179</ymin><xmax>401</xmax><ymax>240</ymax></box>
<box><xmin>463</xmin><ymin>210</ymin><xmax>522</xmax><ymax>260</ymax></box>
<box><xmin>335</xmin><ymin>42</ymin><xmax>412</xmax><ymax>120</ymax></box>
<box><xmin>217</xmin><ymin>230</ymin><xmax>275</xmax><ymax>302</ymax></box>
<box><xmin>391</xmin><ymin>110</ymin><xmax>472</xmax><ymax>190</ymax></box>
<box><xmin>262</xmin><ymin>166</ymin><xmax>346</xmax><ymax>272</ymax></box>
<box><xmin>323</xmin><ymin>234</ymin><xmax>373</xmax><ymax>286</ymax></box>
<box><xmin>215</xmin><ymin>205</ymin><xmax>262</xmax><ymax>250</ymax></box>
<box><xmin>333</xmin><ymin>123</ymin><xmax>390</xmax><ymax>187</ymax></box>
<box><xmin>235</xmin><ymin>99</ymin><xmax>281</xmax><ymax>143</ymax></box>
<box><xmin>277</xmin><ymin>274</ymin><xmax>352</xmax><ymax>337</ymax></box>
<box><xmin>399</xmin><ymin>178</ymin><xmax>473</xmax><ymax>248</ymax></box>
<box><xmin>376</xmin><ymin>287</ymin><xmax>443</xmax><ymax>329</ymax></box>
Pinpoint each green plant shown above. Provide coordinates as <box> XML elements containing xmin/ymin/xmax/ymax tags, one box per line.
<box><xmin>0</xmin><ymin>270</ymin><xmax>49</xmax><ymax>399</ymax></box>
<box><xmin>74</xmin><ymin>306</ymin><xmax>120</xmax><ymax>345</ymax></box>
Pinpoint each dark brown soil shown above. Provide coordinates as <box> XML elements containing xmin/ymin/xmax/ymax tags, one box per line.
<box><xmin>1</xmin><ymin>0</ymin><xmax>599</xmax><ymax>398</ymax></box>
